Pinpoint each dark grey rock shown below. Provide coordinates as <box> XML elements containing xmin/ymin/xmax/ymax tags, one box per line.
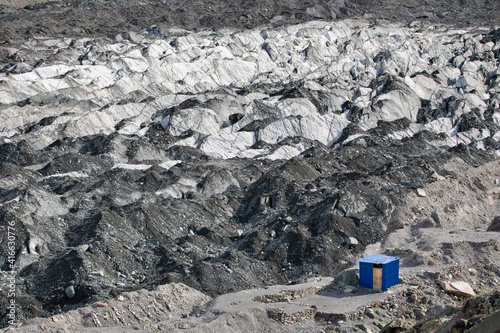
<box><xmin>419</xmin><ymin>218</ymin><xmax>436</xmax><ymax>228</ymax></box>
<box><xmin>65</xmin><ymin>286</ymin><xmax>76</xmax><ymax>299</ymax></box>
<box><xmin>425</xmin><ymin>304</ymin><xmax>457</xmax><ymax>320</ymax></box>
<box><xmin>487</xmin><ymin>216</ymin><xmax>500</xmax><ymax>232</ymax></box>
<box><xmin>334</xmin><ymin>269</ymin><xmax>359</xmax><ymax>287</ymax></box>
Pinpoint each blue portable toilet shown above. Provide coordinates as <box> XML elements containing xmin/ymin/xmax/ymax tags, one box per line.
<box><xmin>358</xmin><ymin>254</ymin><xmax>399</xmax><ymax>291</ymax></box>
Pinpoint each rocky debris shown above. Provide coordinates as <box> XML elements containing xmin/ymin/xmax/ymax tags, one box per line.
<box><xmin>0</xmin><ymin>0</ymin><xmax>499</xmax><ymax>331</ymax></box>
<box><xmin>380</xmin><ymin>317</ymin><xmax>413</xmax><ymax>333</ymax></box>
<box><xmin>231</xmin><ymin>229</ymin><xmax>244</xmax><ymax>238</ymax></box>
<box><xmin>441</xmin><ymin>281</ymin><xmax>477</xmax><ymax>298</ymax></box>
<box><xmin>1</xmin><ymin>0</ymin><xmax>500</xmax><ymax>41</ymax></box>
<box><xmin>267</xmin><ymin>306</ymin><xmax>318</xmax><ymax>324</ymax></box>
<box><xmin>418</xmin><ymin>217</ymin><xmax>436</xmax><ymax>228</ymax></box>
<box><xmin>468</xmin><ymin>310</ymin><xmax>500</xmax><ymax>333</ymax></box>
<box><xmin>2</xmin><ymin>178</ymin><xmax>499</xmax><ymax>332</ymax></box>
<box><xmin>436</xmin><ymin>291</ymin><xmax>500</xmax><ymax>333</ymax></box>
<box><xmin>487</xmin><ymin>216</ymin><xmax>500</xmax><ymax>232</ymax></box>
<box><xmin>254</xmin><ymin>286</ymin><xmax>322</xmax><ymax>303</ymax></box>
<box><xmin>1</xmin><ymin>283</ymin><xmax>211</xmax><ymax>332</ymax></box>
<box><xmin>0</xmin><ymin>14</ymin><xmax>498</xmax><ymax>322</ymax></box>
<box><xmin>333</xmin><ymin>270</ymin><xmax>499</xmax><ymax>333</ymax></box>
<box><xmin>365</xmin><ymin>308</ymin><xmax>376</xmax><ymax>319</ymax></box>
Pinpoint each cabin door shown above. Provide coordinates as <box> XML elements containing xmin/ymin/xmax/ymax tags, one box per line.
<box><xmin>373</xmin><ymin>264</ymin><xmax>382</xmax><ymax>290</ymax></box>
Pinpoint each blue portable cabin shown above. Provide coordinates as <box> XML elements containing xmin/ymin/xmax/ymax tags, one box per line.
<box><xmin>358</xmin><ymin>254</ymin><xmax>399</xmax><ymax>291</ymax></box>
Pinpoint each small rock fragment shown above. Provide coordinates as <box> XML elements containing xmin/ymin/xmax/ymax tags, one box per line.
<box><xmin>343</xmin><ymin>285</ymin><xmax>358</xmax><ymax>293</ymax></box>
<box><xmin>91</xmin><ymin>270</ymin><xmax>105</xmax><ymax>277</ymax></box>
<box><xmin>487</xmin><ymin>216</ymin><xmax>500</xmax><ymax>232</ymax></box>
<box><xmin>416</xmin><ymin>188</ymin><xmax>427</xmax><ymax>197</ymax></box>
<box><xmin>93</xmin><ymin>301</ymin><xmax>109</xmax><ymax>308</ymax></box>
<box><xmin>358</xmin><ymin>324</ymin><xmax>372</xmax><ymax>332</ymax></box>
<box><xmin>65</xmin><ymin>286</ymin><xmax>75</xmax><ymax>298</ymax></box>
<box><xmin>117</xmin><ymin>295</ymin><xmax>125</xmax><ymax>302</ymax></box>
<box><xmin>365</xmin><ymin>308</ymin><xmax>376</xmax><ymax>319</ymax></box>
<box><xmin>473</xmin><ymin>178</ymin><xmax>486</xmax><ymax>191</ymax></box>
<box><xmin>179</xmin><ymin>323</ymin><xmax>189</xmax><ymax>329</ymax></box>
<box><xmin>231</xmin><ymin>229</ymin><xmax>244</xmax><ymax>237</ymax></box>
<box><xmin>346</xmin><ymin>237</ymin><xmax>359</xmax><ymax>248</ymax></box>
<box><xmin>77</xmin><ymin>244</ymin><xmax>89</xmax><ymax>252</ymax></box>
<box><xmin>431</xmin><ymin>210</ymin><xmax>441</xmax><ymax>225</ymax></box>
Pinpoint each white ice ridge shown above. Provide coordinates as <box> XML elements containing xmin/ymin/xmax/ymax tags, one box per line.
<box><xmin>1</xmin><ymin>19</ymin><xmax>499</xmax><ymax>159</ymax></box>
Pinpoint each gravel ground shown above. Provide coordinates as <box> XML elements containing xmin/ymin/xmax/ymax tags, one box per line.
<box><xmin>0</xmin><ymin>0</ymin><xmax>499</xmax><ymax>41</ymax></box>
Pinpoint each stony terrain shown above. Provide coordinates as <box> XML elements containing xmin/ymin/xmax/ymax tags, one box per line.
<box><xmin>1</xmin><ymin>0</ymin><xmax>500</xmax><ymax>40</ymax></box>
<box><xmin>2</xmin><ymin>161</ymin><xmax>499</xmax><ymax>332</ymax></box>
<box><xmin>0</xmin><ymin>0</ymin><xmax>499</xmax><ymax>332</ymax></box>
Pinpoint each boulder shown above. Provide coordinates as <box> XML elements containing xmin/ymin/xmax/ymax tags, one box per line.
<box><xmin>346</xmin><ymin>237</ymin><xmax>359</xmax><ymax>247</ymax></box>
<box><xmin>65</xmin><ymin>286</ymin><xmax>76</xmax><ymax>298</ymax></box>
<box><xmin>425</xmin><ymin>304</ymin><xmax>456</xmax><ymax>320</ymax></box>
<box><xmin>334</xmin><ymin>269</ymin><xmax>359</xmax><ymax>287</ymax></box>
<box><xmin>418</xmin><ymin>217</ymin><xmax>436</xmax><ymax>228</ymax></box>
<box><xmin>441</xmin><ymin>281</ymin><xmax>477</xmax><ymax>297</ymax></box>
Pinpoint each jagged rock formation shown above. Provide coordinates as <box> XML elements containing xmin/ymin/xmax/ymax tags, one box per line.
<box><xmin>0</xmin><ymin>6</ymin><xmax>499</xmax><ymax>327</ymax></box>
